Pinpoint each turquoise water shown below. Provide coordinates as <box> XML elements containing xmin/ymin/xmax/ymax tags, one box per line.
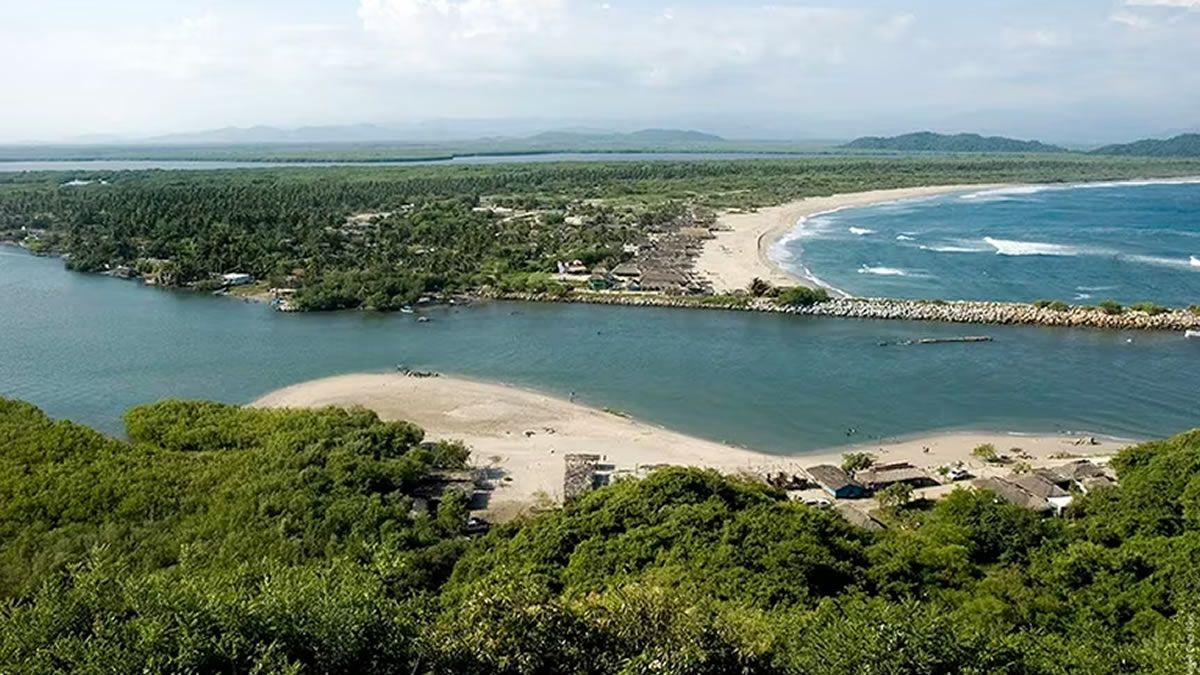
<box><xmin>2</xmin><ymin>249</ymin><xmax>1197</xmax><ymax>451</ymax></box>
<box><xmin>782</xmin><ymin>180</ymin><xmax>1200</xmax><ymax>307</ymax></box>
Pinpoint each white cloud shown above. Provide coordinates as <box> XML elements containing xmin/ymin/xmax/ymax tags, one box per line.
<box><xmin>1126</xmin><ymin>0</ymin><xmax>1200</xmax><ymax>6</ymax></box>
<box><xmin>355</xmin><ymin>0</ymin><xmax>875</xmax><ymax>87</ymax></box>
<box><xmin>0</xmin><ymin>1</ymin><xmax>1198</xmax><ymax>141</ymax></box>
<box><xmin>1002</xmin><ymin>28</ymin><xmax>1069</xmax><ymax>48</ymax></box>
<box><xmin>1111</xmin><ymin>11</ymin><xmax>1153</xmax><ymax>29</ymax></box>
<box><xmin>876</xmin><ymin>13</ymin><xmax>915</xmax><ymax>41</ymax></box>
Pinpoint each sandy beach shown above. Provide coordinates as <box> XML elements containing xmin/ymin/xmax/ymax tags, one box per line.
<box><xmin>696</xmin><ymin>184</ymin><xmax>1006</xmax><ymax>294</ymax></box>
<box><xmin>253</xmin><ymin>372</ymin><xmax>1129</xmax><ymax>519</ymax></box>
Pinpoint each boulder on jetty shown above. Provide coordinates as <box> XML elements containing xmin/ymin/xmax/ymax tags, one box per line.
<box><xmin>483</xmin><ymin>290</ymin><xmax>1200</xmax><ymax>333</ymax></box>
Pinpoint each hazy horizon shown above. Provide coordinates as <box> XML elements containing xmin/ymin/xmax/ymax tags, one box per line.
<box><xmin>3</xmin><ymin>0</ymin><xmax>1199</xmax><ymax>145</ymax></box>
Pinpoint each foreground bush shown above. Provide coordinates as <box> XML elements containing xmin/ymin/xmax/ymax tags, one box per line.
<box><xmin>2</xmin><ymin>397</ymin><xmax>1200</xmax><ymax>673</ymax></box>
<box><xmin>775</xmin><ymin>286</ymin><xmax>831</xmax><ymax>307</ymax></box>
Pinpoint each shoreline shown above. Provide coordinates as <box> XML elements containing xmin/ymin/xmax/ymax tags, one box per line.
<box><xmin>695</xmin><ymin>176</ymin><xmax>1200</xmax><ymax>297</ymax></box>
<box><xmin>696</xmin><ymin>183</ymin><xmax>1007</xmax><ymax>294</ymax></box>
<box><xmin>253</xmin><ymin>372</ymin><xmax>1133</xmax><ymax>520</ymax></box>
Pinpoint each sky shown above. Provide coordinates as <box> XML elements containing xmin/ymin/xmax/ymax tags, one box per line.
<box><xmin>2</xmin><ymin>0</ymin><xmax>1199</xmax><ymax>143</ymax></box>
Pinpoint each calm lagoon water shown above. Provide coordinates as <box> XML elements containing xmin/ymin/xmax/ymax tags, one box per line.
<box><xmin>780</xmin><ymin>179</ymin><xmax>1200</xmax><ymax>307</ymax></box>
<box><xmin>2</xmin><ymin>248</ymin><xmax>1197</xmax><ymax>452</ymax></box>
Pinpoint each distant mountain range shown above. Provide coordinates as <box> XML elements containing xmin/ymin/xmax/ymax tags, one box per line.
<box><xmin>525</xmin><ymin>128</ymin><xmax>724</xmax><ymax>144</ymax></box>
<box><xmin>1090</xmin><ymin>133</ymin><xmax>1200</xmax><ymax>157</ymax></box>
<box><xmin>142</xmin><ymin>125</ymin><xmax>723</xmax><ymax>146</ymax></box>
<box><xmin>841</xmin><ymin>131</ymin><xmax>1066</xmax><ymax>153</ymax></box>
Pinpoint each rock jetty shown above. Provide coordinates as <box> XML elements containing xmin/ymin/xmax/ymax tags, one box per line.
<box><xmin>488</xmin><ymin>291</ymin><xmax>1200</xmax><ymax>332</ymax></box>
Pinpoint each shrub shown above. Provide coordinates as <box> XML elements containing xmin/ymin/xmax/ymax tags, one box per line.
<box><xmin>972</xmin><ymin>444</ymin><xmax>998</xmax><ymax>463</ymax></box>
<box><xmin>776</xmin><ymin>286</ymin><xmax>831</xmax><ymax>307</ymax></box>
<box><xmin>1098</xmin><ymin>299</ymin><xmax>1124</xmax><ymax>315</ymax></box>
<box><xmin>842</xmin><ymin>452</ymin><xmax>877</xmax><ymax>474</ymax></box>
<box><xmin>1034</xmin><ymin>299</ymin><xmax>1071</xmax><ymax>311</ymax></box>
<box><xmin>1130</xmin><ymin>302</ymin><xmax>1169</xmax><ymax>316</ymax></box>
<box><xmin>748</xmin><ymin>277</ymin><xmax>773</xmax><ymax>297</ymax></box>
<box><xmin>876</xmin><ymin>483</ymin><xmax>914</xmax><ymax>513</ymax></box>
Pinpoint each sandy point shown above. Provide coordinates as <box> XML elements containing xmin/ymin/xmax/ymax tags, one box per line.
<box><xmin>253</xmin><ymin>371</ymin><xmax>1130</xmax><ymax>520</ymax></box>
<box><xmin>695</xmin><ymin>183</ymin><xmax>1007</xmax><ymax>294</ymax></box>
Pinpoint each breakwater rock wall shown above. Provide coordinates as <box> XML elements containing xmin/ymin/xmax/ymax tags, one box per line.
<box><xmin>487</xmin><ymin>291</ymin><xmax>1200</xmax><ymax>332</ymax></box>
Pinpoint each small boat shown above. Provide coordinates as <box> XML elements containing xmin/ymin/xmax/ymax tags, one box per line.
<box><xmin>1186</xmin><ymin>330</ymin><xmax>1200</xmax><ymax>339</ymax></box>
<box><xmin>400</xmin><ymin>306</ymin><xmax>415</xmax><ymax>314</ymax></box>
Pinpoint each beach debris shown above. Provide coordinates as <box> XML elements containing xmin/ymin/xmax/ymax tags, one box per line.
<box><xmin>396</xmin><ymin>366</ymin><xmax>440</xmax><ymax>378</ymax></box>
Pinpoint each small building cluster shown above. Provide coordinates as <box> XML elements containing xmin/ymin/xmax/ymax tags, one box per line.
<box><xmin>798</xmin><ymin>457</ymin><xmax>1114</xmax><ymax>518</ymax></box>
<box><xmin>805</xmin><ymin>461</ymin><xmax>936</xmax><ymax>500</ymax></box>
<box><xmin>974</xmin><ymin>460</ymin><xmax>1116</xmax><ymax>515</ymax></box>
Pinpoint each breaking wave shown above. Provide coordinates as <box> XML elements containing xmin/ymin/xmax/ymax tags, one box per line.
<box><xmin>960</xmin><ymin>177</ymin><xmax>1200</xmax><ymax>203</ymax></box>
<box><xmin>984</xmin><ymin>237</ymin><xmax>1080</xmax><ymax>256</ymax></box>
<box><xmin>919</xmin><ymin>243</ymin><xmax>989</xmax><ymax>253</ymax></box>
<box><xmin>960</xmin><ymin>185</ymin><xmax>1049</xmax><ymax>202</ymax></box>
<box><xmin>1124</xmin><ymin>254</ymin><xmax>1200</xmax><ymax>271</ymax></box>
<box><xmin>848</xmin><ymin>227</ymin><xmax>875</xmax><ymax>236</ymax></box>
<box><xmin>858</xmin><ymin>265</ymin><xmax>927</xmax><ymax>278</ymax></box>
<box><xmin>895</xmin><ymin>234</ymin><xmax>915</xmax><ymax>241</ymax></box>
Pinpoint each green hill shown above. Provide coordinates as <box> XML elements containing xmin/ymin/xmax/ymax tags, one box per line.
<box><xmin>1091</xmin><ymin>133</ymin><xmax>1200</xmax><ymax>157</ymax></box>
<box><xmin>2</xmin><ymin>395</ymin><xmax>1199</xmax><ymax>673</ymax></box>
<box><xmin>842</xmin><ymin>131</ymin><xmax>1066</xmax><ymax>153</ymax></box>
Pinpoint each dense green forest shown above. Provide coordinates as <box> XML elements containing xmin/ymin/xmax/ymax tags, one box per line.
<box><xmin>840</xmin><ymin>132</ymin><xmax>1066</xmax><ymax>153</ymax></box>
<box><xmin>1</xmin><ymin>396</ymin><xmax>1198</xmax><ymax>673</ymax></box>
<box><xmin>3</xmin><ymin>156</ymin><xmax>1199</xmax><ymax>310</ymax></box>
<box><xmin>1092</xmin><ymin>133</ymin><xmax>1200</xmax><ymax>158</ymax></box>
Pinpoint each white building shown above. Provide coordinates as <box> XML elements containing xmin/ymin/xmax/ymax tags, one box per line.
<box><xmin>221</xmin><ymin>273</ymin><xmax>254</xmax><ymax>287</ymax></box>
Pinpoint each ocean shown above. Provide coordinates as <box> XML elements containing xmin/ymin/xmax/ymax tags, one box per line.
<box><xmin>777</xmin><ymin>179</ymin><xmax>1200</xmax><ymax>307</ymax></box>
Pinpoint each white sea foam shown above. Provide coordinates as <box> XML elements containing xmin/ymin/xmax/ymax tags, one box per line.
<box><xmin>858</xmin><ymin>265</ymin><xmax>928</xmax><ymax>278</ymax></box>
<box><xmin>1124</xmin><ymin>254</ymin><xmax>1200</xmax><ymax>271</ymax></box>
<box><xmin>960</xmin><ymin>185</ymin><xmax>1049</xmax><ymax>202</ymax></box>
<box><xmin>848</xmin><ymin>227</ymin><xmax>875</xmax><ymax>236</ymax></box>
<box><xmin>960</xmin><ymin>177</ymin><xmax>1200</xmax><ymax>202</ymax></box>
<box><xmin>984</xmin><ymin>237</ymin><xmax>1080</xmax><ymax>256</ymax></box>
<box><xmin>1074</xmin><ymin>293</ymin><xmax>1092</xmax><ymax>301</ymax></box>
<box><xmin>767</xmin><ymin>215</ymin><xmax>851</xmax><ymax>298</ymax></box>
<box><xmin>919</xmin><ymin>243</ymin><xmax>988</xmax><ymax>253</ymax></box>
<box><xmin>1076</xmin><ymin>285</ymin><xmax>1117</xmax><ymax>292</ymax></box>
<box><xmin>895</xmin><ymin>234</ymin><xmax>915</xmax><ymax>241</ymax></box>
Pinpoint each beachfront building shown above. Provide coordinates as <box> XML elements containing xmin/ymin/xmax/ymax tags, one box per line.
<box><xmin>408</xmin><ymin>471</ymin><xmax>480</xmax><ymax>516</ymax></box>
<box><xmin>807</xmin><ymin>465</ymin><xmax>866</xmax><ymax>499</ymax></box>
<box><xmin>834</xmin><ymin>502</ymin><xmax>885</xmax><ymax>530</ymax></box>
<box><xmin>974</xmin><ymin>473</ymin><xmax>1074</xmax><ymax>515</ymax></box>
<box><xmin>611</xmin><ymin>263</ymin><xmax>642</xmax><ymax>280</ymax></box>
<box><xmin>639</xmin><ymin>269</ymin><xmax>691</xmax><ymax>294</ymax></box>
<box><xmin>564</xmin><ymin>454</ymin><xmax>602</xmax><ymax>501</ymax></box>
<box><xmin>855</xmin><ymin>462</ymin><xmax>938</xmax><ymax>492</ymax></box>
<box><xmin>221</xmin><ymin>272</ymin><xmax>254</xmax><ymax>286</ymax></box>
<box><xmin>1034</xmin><ymin>460</ymin><xmax>1114</xmax><ymax>494</ymax></box>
